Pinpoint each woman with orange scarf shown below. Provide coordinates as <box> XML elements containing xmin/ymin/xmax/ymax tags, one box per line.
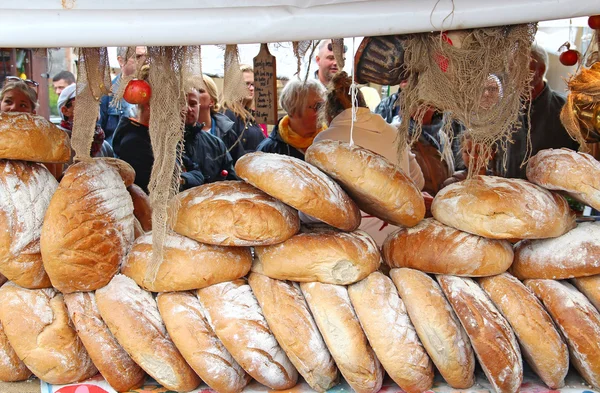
<box><xmin>257</xmin><ymin>79</ymin><xmax>326</xmax><ymax>160</ymax></box>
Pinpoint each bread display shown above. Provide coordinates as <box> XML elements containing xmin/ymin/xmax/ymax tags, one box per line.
<box><xmin>572</xmin><ymin>274</ymin><xmax>600</xmax><ymax>312</ymax></box>
<box><xmin>390</xmin><ymin>268</ymin><xmax>475</xmax><ymax>388</ymax></box>
<box><xmin>0</xmin><ymin>283</ymin><xmax>97</xmax><ymax>384</ymax></box>
<box><xmin>197</xmin><ymin>279</ymin><xmax>298</xmax><ymax>390</ymax></box>
<box><xmin>479</xmin><ymin>273</ymin><xmax>568</xmax><ymax>389</ymax></box>
<box><xmin>382</xmin><ymin>218</ymin><xmax>513</xmax><ymax>276</ymax></box>
<box><xmin>0</xmin><ymin>112</ymin><xmax>71</xmax><ymax>163</ymax></box>
<box><xmin>248</xmin><ymin>273</ymin><xmax>338</xmax><ymax>392</ymax></box>
<box><xmin>0</xmin><ymin>160</ymin><xmax>57</xmax><ymax>288</ymax></box>
<box><xmin>127</xmin><ymin>184</ymin><xmax>152</xmax><ymax>232</ymax></box>
<box><xmin>431</xmin><ymin>176</ymin><xmax>575</xmax><ymax>239</ymax></box>
<box><xmin>157</xmin><ymin>291</ymin><xmax>251</xmax><ymax>393</ymax></box>
<box><xmin>95</xmin><ymin>275</ymin><xmax>200</xmax><ymax>392</ymax></box>
<box><xmin>526</xmin><ymin>279</ymin><xmax>600</xmax><ymax>390</ymax></box>
<box><xmin>300</xmin><ymin>281</ymin><xmax>383</xmax><ymax>393</ymax></box>
<box><xmin>171</xmin><ymin>180</ymin><xmax>299</xmax><ymax>246</ymax></box>
<box><xmin>511</xmin><ymin>222</ymin><xmax>600</xmax><ymax>279</ymax></box>
<box><xmin>121</xmin><ymin>232</ymin><xmax>252</xmax><ymax>292</ymax></box>
<box><xmin>348</xmin><ymin>272</ymin><xmax>433</xmax><ymax>393</ymax></box>
<box><xmin>40</xmin><ymin>160</ymin><xmax>135</xmax><ymax>293</ymax></box>
<box><xmin>438</xmin><ymin>275</ymin><xmax>522</xmax><ymax>393</ymax></box>
<box><xmin>527</xmin><ymin>148</ymin><xmax>600</xmax><ymax>211</ymax></box>
<box><xmin>235</xmin><ymin>152</ymin><xmax>361</xmax><ymax>231</ymax></box>
<box><xmin>0</xmin><ymin>321</ymin><xmax>31</xmax><ymax>382</ymax></box>
<box><xmin>305</xmin><ymin>140</ymin><xmax>425</xmax><ymax>227</ymax></box>
<box><xmin>95</xmin><ymin>157</ymin><xmax>136</xmax><ymax>187</ymax></box>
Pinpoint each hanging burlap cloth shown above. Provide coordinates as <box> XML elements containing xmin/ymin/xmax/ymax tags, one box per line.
<box><xmin>222</xmin><ymin>44</ymin><xmax>249</xmax><ymax>108</ymax></box>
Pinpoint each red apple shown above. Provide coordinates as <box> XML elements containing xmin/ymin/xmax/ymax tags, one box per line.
<box><xmin>123</xmin><ymin>79</ymin><xmax>152</xmax><ymax>105</ymax></box>
<box><xmin>559</xmin><ymin>49</ymin><xmax>579</xmax><ymax>66</ymax></box>
<box><xmin>589</xmin><ymin>15</ymin><xmax>600</xmax><ymax>29</ymax></box>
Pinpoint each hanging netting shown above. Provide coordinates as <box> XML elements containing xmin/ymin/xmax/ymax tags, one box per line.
<box><xmin>398</xmin><ymin>24</ymin><xmax>537</xmax><ymax>177</ymax></box>
<box><xmin>331</xmin><ymin>38</ymin><xmax>346</xmax><ymax>70</ymax></box>
<box><xmin>292</xmin><ymin>40</ymin><xmax>312</xmax><ymax>78</ymax></box>
<box><xmin>222</xmin><ymin>44</ymin><xmax>248</xmax><ymax>109</ymax></box>
<box><xmin>72</xmin><ymin>47</ymin><xmax>111</xmax><ymax>162</ymax></box>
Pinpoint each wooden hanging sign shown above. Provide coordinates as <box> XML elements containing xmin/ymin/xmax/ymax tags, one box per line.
<box><xmin>253</xmin><ymin>43</ymin><xmax>278</xmax><ymax>125</ymax></box>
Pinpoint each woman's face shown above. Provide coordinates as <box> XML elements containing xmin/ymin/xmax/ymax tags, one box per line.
<box><xmin>198</xmin><ymin>88</ymin><xmax>214</xmax><ymax>114</ymax></box>
<box><xmin>0</xmin><ymin>89</ymin><xmax>34</xmax><ymax>113</ymax></box>
<box><xmin>294</xmin><ymin>90</ymin><xmax>323</xmax><ymax>137</ymax></box>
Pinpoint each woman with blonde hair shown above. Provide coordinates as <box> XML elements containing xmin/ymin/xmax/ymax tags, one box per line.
<box><xmin>0</xmin><ymin>77</ymin><xmax>38</xmax><ymax>113</ymax></box>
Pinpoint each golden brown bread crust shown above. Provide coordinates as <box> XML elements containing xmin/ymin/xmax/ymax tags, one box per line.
<box><xmin>300</xmin><ymin>281</ymin><xmax>383</xmax><ymax>393</ymax></box>
<box><xmin>305</xmin><ymin>140</ymin><xmax>425</xmax><ymax>227</ymax></box>
<box><xmin>93</xmin><ymin>157</ymin><xmax>136</xmax><ymax>187</ymax></box>
<box><xmin>127</xmin><ymin>184</ymin><xmax>152</xmax><ymax>232</ymax></box>
<box><xmin>526</xmin><ymin>280</ymin><xmax>600</xmax><ymax>390</ymax></box>
<box><xmin>235</xmin><ymin>152</ymin><xmax>361</xmax><ymax>231</ymax></box>
<box><xmin>527</xmin><ymin>148</ymin><xmax>600</xmax><ymax>211</ymax></box>
<box><xmin>0</xmin><ymin>321</ymin><xmax>31</xmax><ymax>382</ymax></box>
<box><xmin>171</xmin><ymin>180</ymin><xmax>299</xmax><ymax>246</ymax></box>
<box><xmin>511</xmin><ymin>222</ymin><xmax>600</xmax><ymax>280</ymax></box>
<box><xmin>0</xmin><ymin>283</ymin><xmax>97</xmax><ymax>384</ymax></box>
<box><xmin>348</xmin><ymin>272</ymin><xmax>433</xmax><ymax>393</ymax></box>
<box><xmin>96</xmin><ymin>275</ymin><xmax>201</xmax><ymax>392</ymax></box>
<box><xmin>432</xmin><ymin>176</ymin><xmax>575</xmax><ymax>239</ymax></box>
<box><xmin>64</xmin><ymin>292</ymin><xmax>146</xmax><ymax>392</ymax></box>
<box><xmin>0</xmin><ymin>112</ymin><xmax>71</xmax><ymax>163</ymax></box>
<box><xmin>253</xmin><ymin>228</ymin><xmax>381</xmax><ymax>285</ymax></box>
<box><xmin>248</xmin><ymin>273</ymin><xmax>338</xmax><ymax>392</ymax></box>
<box><xmin>157</xmin><ymin>292</ymin><xmax>251</xmax><ymax>393</ymax></box>
<box><xmin>572</xmin><ymin>275</ymin><xmax>600</xmax><ymax>312</ymax></box>
<box><xmin>121</xmin><ymin>232</ymin><xmax>252</xmax><ymax>292</ymax></box>
<box><xmin>479</xmin><ymin>273</ymin><xmax>568</xmax><ymax>389</ymax></box>
<box><xmin>390</xmin><ymin>268</ymin><xmax>475</xmax><ymax>389</ymax></box>
<box><xmin>40</xmin><ymin>160</ymin><xmax>135</xmax><ymax>293</ymax></box>
<box><xmin>438</xmin><ymin>275</ymin><xmax>522</xmax><ymax>393</ymax></box>
<box><xmin>382</xmin><ymin>218</ymin><xmax>513</xmax><ymax>276</ymax></box>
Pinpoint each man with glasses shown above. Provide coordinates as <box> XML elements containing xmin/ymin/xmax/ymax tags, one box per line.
<box><xmin>315</xmin><ymin>39</ymin><xmax>346</xmax><ymax>86</ymax></box>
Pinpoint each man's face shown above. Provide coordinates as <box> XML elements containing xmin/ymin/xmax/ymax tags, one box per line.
<box><xmin>243</xmin><ymin>71</ymin><xmax>255</xmax><ymax>102</ymax></box>
<box><xmin>53</xmin><ymin>79</ymin><xmax>70</xmax><ymax>95</ymax></box>
<box><xmin>119</xmin><ymin>46</ymin><xmax>147</xmax><ymax>77</ymax></box>
<box><xmin>316</xmin><ymin>40</ymin><xmax>340</xmax><ymax>85</ymax></box>
<box><xmin>185</xmin><ymin>90</ymin><xmax>200</xmax><ymax>126</ymax></box>
<box><xmin>61</xmin><ymin>98</ymin><xmax>75</xmax><ymax>120</ymax></box>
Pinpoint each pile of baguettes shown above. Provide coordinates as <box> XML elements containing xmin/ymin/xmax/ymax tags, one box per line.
<box><xmin>0</xmin><ymin>112</ymin><xmax>599</xmax><ymax>393</ymax></box>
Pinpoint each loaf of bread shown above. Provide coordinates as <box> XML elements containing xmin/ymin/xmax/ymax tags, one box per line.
<box><xmin>305</xmin><ymin>140</ymin><xmax>425</xmax><ymax>227</ymax></box>
<box><xmin>0</xmin><ymin>112</ymin><xmax>71</xmax><ymax>163</ymax></box>
<box><xmin>197</xmin><ymin>279</ymin><xmax>298</xmax><ymax>390</ymax></box>
<box><xmin>40</xmin><ymin>160</ymin><xmax>135</xmax><ymax>293</ymax></box>
<box><xmin>253</xmin><ymin>227</ymin><xmax>380</xmax><ymax>285</ymax></box>
<box><xmin>248</xmin><ymin>273</ymin><xmax>338</xmax><ymax>392</ymax></box>
<box><xmin>479</xmin><ymin>273</ymin><xmax>568</xmax><ymax>389</ymax></box>
<box><xmin>348</xmin><ymin>272</ymin><xmax>433</xmax><ymax>393</ymax></box>
<box><xmin>235</xmin><ymin>152</ymin><xmax>361</xmax><ymax>231</ymax></box>
<box><xmin>128</xmin><ymin>184</ymin><xmax>152</xmax><ymax>232</ymax></box>
<box><xmin>63</xmin><ymin>291</ymin><xmax>146</xmax><ymax>392</ymax></box>
<box><xmin>0</xmin><ymin>321</ymin><xmax>31</xmax><ymax>382</ymax></box>
<box><xmin>94</xmin><ymin>157</ymin><xmax>136</xmax><ymax>187</ymax></box>
<box><xmin>96</xmin><ymin>275</ymin><xmax>201</xmax><ymax>392</ymax></box>
<box><xmin>432</xmin><ymin>176</ymin><xmax>575</xmax><ymax>239</ymax></box>
<box><xmin>390</xmin><ymin>268</ymin><xmax>475</xmax><ymax>388</ymax></box>
<box><xmin>157</xmin><ymin>292</ymin><xmax>251</xmax><ymax>393</ymax></box>
<box><xmin>572</xmin><ymin>275</ymin><xmax>600</xmax><ymax>312</ymax></box>
<box><xmin>0</xmin><ymin>160</ymin><xmax>57</xmax><ymax>288</ymax></box>
<box><xmin>438</xmin><ymin>275</ymin><xmax>522</xmax><ymax>393</ymax></box>
<box><xmin>0</xmin><ymin>283</ymin><xmax>97</xmax><ymax>384</ymax></box>
<box><xmin>122</xmin><ymin>232</ymin><xmax>252</xmax><ymax>292</ymax></box>
<box><xmin>382</xmin><ymin>218</ymin><xmax>513</xmax><ymax>276</ymax></box>
<box><xmin>511</xmin><ymin>222</ymin><xmax>600</xmax><ymax>280</ymax></box>
<box><xmin>300</xmin><ymin>281</ymin><xmax>383</xmax><ymax>393</ymax></box>
<box><xmin>526</xmin><ymin>279</ymin><xmax>600</xmax><ymax>390</ymax></box>
<box><xmin>171</xmin><ymin>180</ymin><xmax>299</xmax><ymax>246</ymax></box>
<box><xmin>527</xmin><ymin>148</ymin><xmax>600</xmax><ymax>211</ymax></box>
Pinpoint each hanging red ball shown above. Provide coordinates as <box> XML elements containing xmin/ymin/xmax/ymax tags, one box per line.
<box><xmin>559</xmin><ymin>49</ymin><xmax>579</xmax><ymax>66</ymax></box>
<box><xmin>123</xmin><ymin>79</ymin><xmax>152</xmax><ymax>105</ymax></box>
<box><xmin>588</xmin><ymin>15</ymin><xmax>600</xmax><ymax>29</ymax></box>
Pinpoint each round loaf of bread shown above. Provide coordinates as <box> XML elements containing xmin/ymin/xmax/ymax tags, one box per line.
<box><xmin>94</xmin><ymin>157</ymin><xmax>136</xmax><ymax>187</ymax></box>
<box><xmin>128</xmin><ymin>184</ymin><xmax>152</xmax><ymax>232</ymax></box>
<box><xmin>526</xmin><ymin>280</ymin><xmax>600</xmax><ymax>390</ymax></box>
<box><xmin>0</xmin><ymin>321</ymin><xmax>31</xmax><ymax>382</ymax></box>
<box><xmin>348</xmin><ymin>272</ymin><xmax>433</xmax><ymax>393</ymax></box>
<box><xmin>389</xmin><ymin>268</ymin><xmax>475</xmax><ymax>388</ymax></box>
<box><xmin>479</xmin><ymin>273</ymin><xmax>568</xmax><ymax>389</ymax></box>
<box><xmin>248</xmin><ymin>273</ymin><xmax>339</xmax><ymax>392</ymax></box>
<box><xmin>0</xmin><ymin>283</ymin><xmax>97</xmax><ymax>384</ymax></box>
<box><xmin>431</xmin><ymin>176</ymin><xmax>575</xmax><ymax>239</ymax></box>
<box><xmin>95</xmin><ymin>275</ymin><xmax>201</xmax><ymax>392</ymax></box>
<box><xmin>305</xmin><ymin>140</ymin><xmax>425</xmax><ymax>227</ymax></box>
<box><xmin>253</xmin><ymin>228</ymin><xmax>380</xmax><ymax>285</ymax></box>
<box><xmin>527</xmin><ymin>148</ymin><xmax>600</xmax><ymax>211</ymax></box>
<box><xmin>511</xmin><ymin>222</ymin><xmax>600</xmax><ymax>280</ymax></box>
<box><xmin>382</xmin><ymin>218</ymin><xmax>513</xmax><ymax>276</ymax></box>
<box><xmin>63</xmin><ymin>291</ymin><xmax>146</xmax><ymax>392</ymax></box>
<box><xmin>437</xmin><ymin>275</ymin><xmax>522</xmax><ymax>393</ymax></box>
<box><xmin>235</xmin><ymin>152</ymin><xmax>361</xmax><ymax>231</ymax></box>
<box><xmin>122</xmin><ymin>232</ymin><xmax>252</xmax><ymax>292</ymax></box>
<box><xmin>196</xmin><ymin>279</ymin><xmax>298</xmax><ymax>390</ymax></box>
<box><xmin>40</xmin><ymin>160</ymin><xmax>135</xmax><ymax>293</ymax></box>
<box><xmin>572</xmin><ymin>275</ymin><xmax>600</xmax><ymax>312</ymax></box>
<box><xmin>0</xmin><ymin>112</ymin><xmax>71</xmax><ymax>163</ymax></box>
<box><xmin>171</xmin><ymin>180</ymin><xmax>299</xmax><ymax>246</ymax></box>
<box><xmin>300</xmin><ymin>281</ymin><xmax>383</xmax><ymax>393</ymax></box>
<box><xmin>156</xmin><ymin>292</ymin><xmax>250</xmax><ymax>393</ymax></box>
<box><xmin>0</xmin><ymin>160</ymin><xmax>57</xmax><ymax>288</ymax></box>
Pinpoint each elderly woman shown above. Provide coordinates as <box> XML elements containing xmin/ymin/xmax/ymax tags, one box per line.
<box><xmin>0</xmin><ymin>77</ymin><xmax>38</xmax><ymax>113</ymax></box>
<box><xmin>257</xmin><ymin>79</ymin><xmax>325</xmax><ymax>160</ymax></box>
